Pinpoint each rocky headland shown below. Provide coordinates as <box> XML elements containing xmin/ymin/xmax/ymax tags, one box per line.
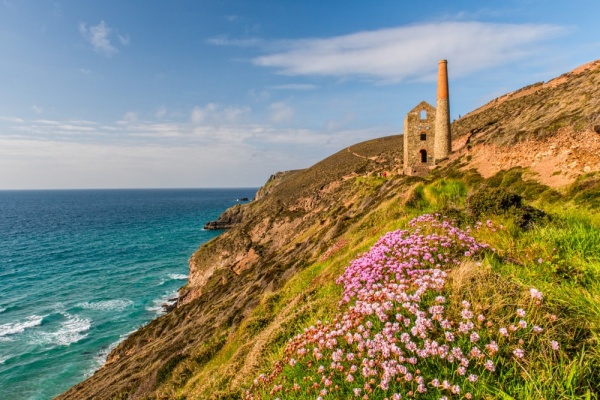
<box><xmin>58</xmin><ymin>60</ymin><xmax>600</xmax><ymax>399</ymax></box>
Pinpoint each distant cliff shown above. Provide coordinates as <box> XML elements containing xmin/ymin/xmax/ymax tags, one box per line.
<box><xmin>58</xmin><ymin>60</ymin><xmax>600</xmax><ymax>399</ymax></box>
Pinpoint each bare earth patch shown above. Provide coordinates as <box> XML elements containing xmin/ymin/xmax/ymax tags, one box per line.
<box><xmin>454</xmin><ymin>128</ymin><xmax>600</xmax><ymax>188</ymax></box>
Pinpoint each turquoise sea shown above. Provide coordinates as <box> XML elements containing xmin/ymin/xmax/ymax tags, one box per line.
<box><xmin>0</xmin><ymin>188</ymin><xmax>256</xmax><ymax>400</ymax></box>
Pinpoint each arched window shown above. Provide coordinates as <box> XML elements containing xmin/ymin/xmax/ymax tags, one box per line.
<box><xmin>420</xmin><ymin>133</ymin><xmax>427</xmax><ymax>141</ymax></box>
<box><xmin>420</xmin><ymin>149</ymin><xmax>428</xmax><ymax>163</ymax></box>
<box><xmin>420</xmin><ymin>110</ymin><xmax>427</xmax><ymax>119</ymax></box>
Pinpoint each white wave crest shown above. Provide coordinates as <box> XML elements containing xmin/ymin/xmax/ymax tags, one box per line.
<box><xmin>0</xmin><ymin>355</ymin><xmax>10</xmax><ymax>364</ymax></box>
<box><xmin>0</xmin><ymin>307</ymin><xmax>6</xmax><ymax>313</ymax></box>
<box><xmin>146</xmin><ymin>290</ymin><xmax>179</xmax><ymax>315</ymax></box>
<box><xmin>158</xmin><ymin>273</ymin><xmax>189</xmax><ymax>285</ymax></box>
<box><xmin>0</xmin><ymin>315</ymin><xmax>43</xmax><ymax>338</ymax></box>
<box><xmin>32</xmin><ymin>313</ymin><xmax>91</xmax><ymax>347</ymax></box>
<box><xmin>77</xmin><ymin>299</ymin><xmax>133</xmax><ymax>312</ymax></box>
<box><xmin>168</xmin><ymin>273</ymin><xmax>189</xmax><ymax>280</ymax></box>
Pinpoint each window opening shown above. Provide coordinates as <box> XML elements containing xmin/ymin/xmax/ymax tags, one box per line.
<box><xmin>420</xmin><ymin>110</ymin><xmax>427</xmax><ymax>119</ymax></box>
<box><xmin>420</xmin><ymin>149</ymin><xmax>428</xmax><ymax>163</ymax></box>
<box><xmin>420</xmin><ymin>133</ymin><xmax>427</xmax><ymax>141</ymax></box>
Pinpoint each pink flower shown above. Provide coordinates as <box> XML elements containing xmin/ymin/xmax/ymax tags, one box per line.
<box><xmin>513</xmin><ymin>348</ymin><xmax>525</xmax><ymax>358</ymax></box>
<box><xmin>530</xmin><ymin>288</ymin><xmax>543</xmax><ymax>300</ymax></box>
<box><xmin>516</xmin><ymin>308</ymin><xmax>526</xmax><ymax>317</ymax></box>
<box><xmin>551</xmin><ymin>341</ymin><xmax>560</xmax><ymax>350</ymax></box>
<box><xmin>485</xmin><ymin>341</ymin><xmax>499</xmax><ymax>355</ymax></box>
<box><xmin>518</xmin><ymin>320</ymin><xmax>527</xmax><ymax>329</ymax></box>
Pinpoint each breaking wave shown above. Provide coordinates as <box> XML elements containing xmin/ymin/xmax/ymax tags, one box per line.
<box><xmin>0</xmin><ymin>315</ymin><xmax>44</xmax><ymax>339</ymax></box>
<box><xmin>146</xmin><ymin>290</ymin><xmax>179</xmax><ymax>316</ymax></box>
<box><xmin>31</xmin><ymin>313</ymin><xmax>91</xmax><ymax>347</ymax></box>
<box><xmin>77</xmin><ymin>299</ymin><xmax>133</xmax><ymax>312</ymax></box>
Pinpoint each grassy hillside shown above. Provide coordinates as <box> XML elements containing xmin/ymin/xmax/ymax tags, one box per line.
<box><xmin>58</xmin><ymin>61</ymin><xmax>600</xmax><ymax>399</ymax></box>
<box><xmin>153</xmin><ymin>167</ymin><xmax>599</xmax><ymax>399</ymax></box>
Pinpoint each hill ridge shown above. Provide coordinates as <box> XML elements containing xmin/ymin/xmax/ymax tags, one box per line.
<box><xmin>57</xmin><ymin>59</ymin><xmax>600</xmax><ymax>399</ymax></box>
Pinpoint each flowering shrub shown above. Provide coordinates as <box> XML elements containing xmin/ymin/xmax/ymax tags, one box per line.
<box><xmin>246</xmin><ymin>214</ymin><xmax>559</xmax><ymax>399</ymax></box>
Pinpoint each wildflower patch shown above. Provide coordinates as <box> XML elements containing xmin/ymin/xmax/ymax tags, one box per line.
<box><xmin>246</xmin><ymin>214</ymin><xmax>559</xmax><ymax>399</ymax></box>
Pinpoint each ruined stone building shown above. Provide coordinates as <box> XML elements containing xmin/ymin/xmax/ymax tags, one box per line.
<box><xmin>403</xmin><ymin>60</ymin><xmax>452</xmax><ymax>175</ymax></box>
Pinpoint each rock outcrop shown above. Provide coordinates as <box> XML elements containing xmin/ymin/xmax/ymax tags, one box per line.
<box><xmin>57</xmin><ymin>60</ymin><xmax>600</xmax><ymax>400</ymax></box>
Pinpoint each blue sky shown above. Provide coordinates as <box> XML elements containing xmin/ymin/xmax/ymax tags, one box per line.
<box><xmin>0</xmin><ymin>0</ymin><xmax>598</xmax><ymax>189</ymax></box>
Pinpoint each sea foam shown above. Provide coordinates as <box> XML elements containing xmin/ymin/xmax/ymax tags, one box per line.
<box><xmin>0</xmin><ymin>315</ymin><xmax>43</xmax><ymax>338</ymax></box>
<box><xmin>146</xmin><ymin>290</ymin><xmax>179</xmax><ymax>315</ymax></box>
<box><xmin>77</xmin><ymin>299</ymin><xmax>133</xmax><ymax>312</ymax></box>
<box><xmin>158</xmin><ymin>273</ymin><xmax>189</xmax><ymax>285</ymax></box>
<box><xmin>32</xmin><ymin>313</ymin><xmax>91</xmax><ymax>347</ymax></box>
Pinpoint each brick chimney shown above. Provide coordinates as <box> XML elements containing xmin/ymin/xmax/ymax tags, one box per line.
<box><xmin>434</xmin><ymin>59</ymin><xmax>451</xmax><ymax>161</ymax></box>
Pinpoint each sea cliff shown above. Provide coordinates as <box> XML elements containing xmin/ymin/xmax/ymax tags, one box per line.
<box><xmin>58</xmin><ymin>60</ymin><xmax>600</xmax><ymax>399</ymax></box>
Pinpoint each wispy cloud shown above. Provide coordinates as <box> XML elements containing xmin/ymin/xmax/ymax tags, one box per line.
<box><xmin>206</xmin><ymin>35</ymin><xmax>262</xmax><ymax>47</ymax></box>
<box><xmin>271</xmin><ymin>84</ymin><xmax>318</xmax><ymax>91</ymax></box>
<box><xmin>269</xmin><ymin>102</ymin><xmax>294</xmax><ymax>124</ymax></box>
<box><xmin>79</xmin><ymin>20</ymin><xmax>128</xmax><ymax>56</ymax></box>
<box><xmin>253</xmin><ymin>21</ymin><xmax>566</xmax><ymax>82</ymax></box>
<box><xmin>190</xmin><ymin>103</ymin><xmax>250</xmax><ymax>125</ymax></box>
<box><xmin>0</xmin><ymin>104</ymin><xmax>396</xmax><ymax>189</ymax></box>
<box><xmin>0</xmin><ymin>116</ymin><xmax>24</xmax><ymax>123</ymax></box>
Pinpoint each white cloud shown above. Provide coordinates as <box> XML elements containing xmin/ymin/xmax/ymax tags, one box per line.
<box><xmin>0</xmin><ymin>105</ymin><xmax>397</xmax><ymax>189</ymax></box>
<box><xmin>269</xmin><ymin>102</ymin><xmax>294</xmax><ymax>124</ymax></box>
<box><xmin>119</xmin><ymin>111</ymin><xmax>138</xmax><ymax>123</ymax></box>
<box><xmin>155</xmin><ymin>106</ymin><xmax>168</xmax><ymax>119</ymax></box>
<box><xmin>79</xmin><ymin>21</ymin><xmax>128</xmax><ymax>56</ymax></box>
<box><xmin>271</xmin><ymin>84</ymin><xmax>318</xmax><ymax>91</ymax></box>
<box><xmin>206</xmin><ymin>35</ymin><xmax>262</xmax><ymax>47</ymax></box>
<box><xmin>253</xmin><ymin>21</ymin><xmax>566</xmax><ymax>82</ymax></box>
<box><xmin>118</xmin><ymin>34</ymin><xmax>130</xmax><ymax>46</ymax></box>
<box><xmin>0</xmin><ymin>116</ymin><xmax>24</xmax><ymax>123</ymax></box>
<box><xmin>190</xmin><ymin>103</ymin><xmax>250</xmax><ymax>125</ymax></box>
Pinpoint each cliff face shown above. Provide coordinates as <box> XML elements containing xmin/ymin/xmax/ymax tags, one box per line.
<box><xmin>58</xmin><ymin>60</ymin><xmax>600</xmax><ymax>399</ymax></box>
<box><xmin>450</xmin><ymin>59</ymin><xmax>600</xmax><ymax>187</ymax></box>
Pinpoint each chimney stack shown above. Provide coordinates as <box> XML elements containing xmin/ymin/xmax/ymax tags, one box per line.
<box><xmin>434</xmin><ymin>59</ymin><xmax>451</xmax><ymax>161</ymax></box>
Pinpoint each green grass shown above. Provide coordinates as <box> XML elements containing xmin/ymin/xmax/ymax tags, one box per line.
<box><xmin>152</xmin><ymin>168</ymin><xmax>600</xmax><ymax>399</ymax></box>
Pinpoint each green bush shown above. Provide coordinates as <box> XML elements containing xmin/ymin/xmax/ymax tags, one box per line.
<box><xmin>466</xmin><ymin>186</ymin><xmax>546</xmax><ymax>229</ymax></box>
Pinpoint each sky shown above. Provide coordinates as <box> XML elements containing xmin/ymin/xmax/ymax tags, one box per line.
<box><xmin>0</xmin><ymin>0</ymin><xmax>599</xmax><ymax>189</ymax></box>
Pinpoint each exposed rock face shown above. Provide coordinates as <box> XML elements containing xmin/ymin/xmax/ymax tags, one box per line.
<box><xmin>203</xmin><ymin>170</ymin><xmax>301</xmax><ymax>231</ymax></box>
<box><xmin>57</xmin><ymin>60</ymin><xmax>600</xmax><ymax>399</ymax></box>
<box><xmin>449</xmin><ymin>59</ymin><xmax>600</xmax><ymax>187</ymax></box>
<box><xmin>203</xmin><ymin>204</ymin><xmax>245</xmax><ymax>230</ymax></box>
<box><xmin>253</xmin><ymin>170</ymin><xmax>300</xmax><ymax>201</ymax></box>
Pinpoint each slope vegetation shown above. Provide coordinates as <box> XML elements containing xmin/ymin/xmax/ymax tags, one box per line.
<box><xmin>58</xmin><ymin>61</ymin><xmax>600</xmax><ymax>399</ymax></box>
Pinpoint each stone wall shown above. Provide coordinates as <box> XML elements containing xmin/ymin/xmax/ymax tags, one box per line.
<box><xmin>404</xmin><ymin>101</ymin><xmax>436</xmax><ymax>175</ymax></box>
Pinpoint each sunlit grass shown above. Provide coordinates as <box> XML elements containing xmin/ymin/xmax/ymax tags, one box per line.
<box><xmin>167</xmin><ymin>170</ymin><xmax>600</xmax><ymax>399</ymax></box>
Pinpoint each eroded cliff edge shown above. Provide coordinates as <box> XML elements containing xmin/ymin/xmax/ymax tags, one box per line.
<box><xmin>57</xmin><ymin>60</ymin><xmax>600</xmax><ymax>399</ymax></box>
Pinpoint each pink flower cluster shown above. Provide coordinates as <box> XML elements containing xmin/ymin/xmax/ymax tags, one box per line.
<box><xmin>246</xmin><ymin>215</ymin><xmax>557</xmax><ymax>399</ymax></box>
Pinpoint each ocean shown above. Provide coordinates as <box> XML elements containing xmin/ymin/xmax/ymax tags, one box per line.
<box><xmin>0</xmin><ymin>188</ymin><xmax>256</xmax><ymax>400</ymax></box>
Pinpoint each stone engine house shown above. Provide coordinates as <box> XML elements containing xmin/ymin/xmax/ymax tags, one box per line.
<box><xmin>403</xmin><ymin>101</ymin><xmax>436</xmax><ymax>176</ymax></box>
<box><xmin>403</xmin><ymin>60</ymin><xmax>452</xmax><ymax>176</ymax></box>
